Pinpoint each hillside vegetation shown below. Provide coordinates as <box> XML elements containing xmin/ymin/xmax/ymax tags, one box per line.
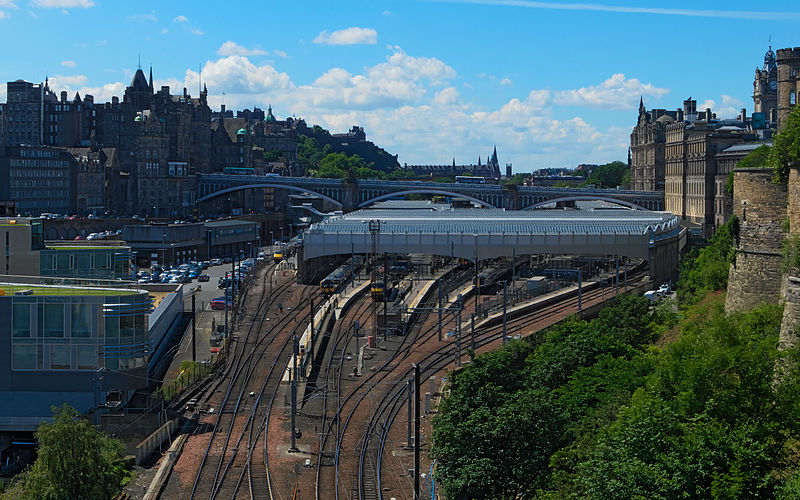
<box><xmin>432</xmin><ymin>221</ymin><xmax>800</xmax><ymax>499</ymax></box>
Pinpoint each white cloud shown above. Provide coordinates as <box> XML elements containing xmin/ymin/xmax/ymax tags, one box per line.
<box><xmin>160</xmin><ymin>28</ymin><xmax>168</xmax><ymax>34</ymax></box>
<box><xmin>287</xmin><ymin>47</ymin><xmax>456</xmax><ymax>110</ymax></box>
<box><xmin>552</xmin><ymin>73</ymin><xmax>669</xmax><ymax>110</ymax></box>
<box><xmin>190</xmin><ymin>28</ymin><xmax>204</xmax><ymax>36</ymax></box>
<box><xmin>721</xmin><ymin>94</ymin><xmax>744</xmax><ymax>108</ymax></box>
<box><xmin>314</xmin><ymin>27</ymin><xmax>378</xmax><ymax>46</ymax></box>
<box><xmin>60</xmin><ymin>60</ymin><xmax>76</xmax><ymax>67</ymax></box>
<box><xmin>500</xmin><ymin>78</ymin><xmax>513</xmax><ymax>87</ymax></box>
<box><xmin>698</xmin><ymin>95</ymin><xmax>744</xmax><ymax>119</ymax></box>
<box><xmin>31</xmin><ymin>0</ymin><xmax>93</xmax><ymax>7</ymax></box>
<box><xmin>49</xmin><ymin>74</ymin><xmax>87</xmax><ymax>87</ymax></box>
<box><xmin>173</xmin><ymin>15</ymin><xmax>187</xmax><ymax>22</ymax></box>
<box><xmin>381</xmin><ymin>10</ymin><xmax>392</xmax><ymax>16</ymax></box>
<box><xmin>182</xmin><ymin>56</ymin><xmax>293</xmax><ymax>98</ymax></box>
<box><xmin>217</xmin><ymin>41</ymin><xmax>268</xmax><ymax>57</ymax></box>
<box><xmin>0</xmin><ymin>0</ymin><xmax>15</xmax><ymax>17</ymax></box>
<box><xmin>273</xmin><ymin>50</ymin><xmax>288</xmax><ymax>59</ymax></box>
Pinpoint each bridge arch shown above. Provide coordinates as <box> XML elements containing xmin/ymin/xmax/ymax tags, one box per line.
<box><xmin>358</xmin><ymin>189</ymin><xmax>495</xmax><ymax>209</ymax></box>
<box><xmin>197</xmin><ymin>183</ymin><xmax>344</xmax><ymax>207</ymax></box>
<box><xmin>523</xmin><ymin>195</ymin><xmax>649</xmax><ymax>211</ymax></box>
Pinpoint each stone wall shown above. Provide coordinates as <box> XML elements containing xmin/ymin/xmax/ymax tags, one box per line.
<box><xmin>725</xmin><ymin>168</ymin><xmax>787</xmax><ymax>312</ymax></box>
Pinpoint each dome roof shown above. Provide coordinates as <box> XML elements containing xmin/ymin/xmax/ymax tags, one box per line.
<box><xmin>265</xmin><ymin>106</ymin><xmax>277</xmax><ymax>122</ymax></box>
<box><xmin>237</xmin><ymin>128</ymin><xmax>248</xmax><ymax>135</ymax></box>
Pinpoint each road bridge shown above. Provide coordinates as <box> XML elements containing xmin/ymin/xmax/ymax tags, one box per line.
<box><xmin>196</xmin><ymin>174</ymin><xmax>665</xmax><ymax>211</ymax></box>
<box><xmin>298</xmin><ymin>206</ymin><xmax>685</xmax><ymax>285</ymax></box>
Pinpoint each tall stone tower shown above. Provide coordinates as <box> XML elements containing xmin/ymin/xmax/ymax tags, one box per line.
<box><xmin>753</xmin><ymin>45</ymin><xmax>778</xmax><ymax>120</ymax></box>
<box><xmin>777</xmin><ymin>47</ymin><xmax>800</xmax><ymax>131</ymax></box>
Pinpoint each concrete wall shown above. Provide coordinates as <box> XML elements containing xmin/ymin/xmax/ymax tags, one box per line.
<box><xmin>0</xmin><ymin>222</ymin><xmax>40</xmax><ymax>276</ymax></box>
<box><xmin>648</xmin><ymin>227</ymin><xmax>687</xmax><ymax>285</ymax></box>
<box><xmin>725</xmin><ymin>168</ymin><xmax>787</xmax><ymax>312</ymax></box>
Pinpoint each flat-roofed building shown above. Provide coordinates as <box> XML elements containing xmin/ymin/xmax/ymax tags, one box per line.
<box><xmin>0</xmin><ymin>280</ymin><xmax>151</xmax><ymax>433</ymax></box>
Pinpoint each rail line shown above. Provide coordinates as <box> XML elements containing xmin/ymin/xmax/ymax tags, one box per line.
<box><xmin>185</xmin><ymin>261</ymin><xmax>321</xmax><ymax>500</ymax></box>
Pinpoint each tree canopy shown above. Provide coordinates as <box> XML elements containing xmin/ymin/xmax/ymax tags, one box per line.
<box><xmin>1</xmin><ymin>405</ymin><xmax>130</xmax><ymax>500</ymax></box>
<box><xmin>582</xmin><ymin>160</ymin><xmax>630</xmax><ymax>189</ymax></box>
<box><xmin>770</xmin><ymin>104</ymin><xmax>800</xmax><ymax>183</ymax></box>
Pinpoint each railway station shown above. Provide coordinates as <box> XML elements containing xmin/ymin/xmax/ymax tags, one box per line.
<box><xmin>298</xmin><ymin>202</ymin><xmax>686</xmax><ymax>285</ymax></box>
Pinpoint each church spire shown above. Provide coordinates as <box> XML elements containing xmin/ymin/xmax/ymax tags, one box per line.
<box><xmin>491</xmin><ymin>146</ymin><xmax>498</xmax><ymax>165</ymax></box>
<box><xmin>148</xmin><ymin>66</ymin><xmax>154</xmax><ymax>92</ymax></box>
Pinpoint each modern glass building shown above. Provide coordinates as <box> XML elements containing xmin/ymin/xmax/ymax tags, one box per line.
<box><xmin>0</xmin><ymin>280</ymin><xmax>151</xmax><ymax>433</ymax></box>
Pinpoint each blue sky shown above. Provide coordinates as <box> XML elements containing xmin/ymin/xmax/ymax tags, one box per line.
<box><xmin>1</xmin><ymin>0</ymin><xmax>798</xmax><ymax>171</ymax></box>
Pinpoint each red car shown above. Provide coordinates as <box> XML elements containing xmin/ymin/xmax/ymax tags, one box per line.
<box><xmin>210</xmin><ymin>297</ymin><xmax>232</xmax><ymax>310</ymax></box>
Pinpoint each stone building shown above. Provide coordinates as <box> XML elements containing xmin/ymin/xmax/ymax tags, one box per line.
<box><xmin>68</xmin><ymin>146</ymin><xmax>118</xmax><ymax>216</ymax></box>
<box><xmin>664</xmin><ymin>111</ymin><xmax>757</xmax><ymax>237</ymax></box>
<box><xmin>777</xmin><ymin>47</ymin><xmax>800</xmax><ymax>130</ymax></box>
<box><xmin>753</xmin><ymin>45</ymin><xmax>778</xmax><ymax>121</ymax></box>
<box><xmin>629</xmin><ymin>98</ymin><xmax>680</xmax><ymax>191</ymax></box>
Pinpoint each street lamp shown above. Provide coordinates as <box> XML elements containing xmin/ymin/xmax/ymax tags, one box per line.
<box><xmin>270</xmin><ymin>231</ymin><xmax>274</xmax><ymax>251</ymax></box>
<box><xmin>162</xmin><ymin>232</ymin><xmax>167</xmax><ymax>266</ymax></box>
<box><xmin>280</xmin><ymin>226</ymin><xmax>284</xmax><ymax>243</ymax></box>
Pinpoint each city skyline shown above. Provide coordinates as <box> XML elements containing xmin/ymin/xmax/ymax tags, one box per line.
<box><xmin>0</xmin><ymin>0</ymin><xmax>798</xmax><ymax>170</ymax></box>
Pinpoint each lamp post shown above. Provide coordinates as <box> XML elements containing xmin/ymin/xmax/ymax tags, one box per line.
<box><xmin>280</xmin><ymin>226</ymin><xmax>284</xmax><ymax>243</ymax></box>
<box><xmin>269</xmin><ymin>231</ymin><xmax>274</xmax><ymax>253</ymax></box>
<box><xmin>162</xmin><ymin>232</ymin><xmax>167</xmax><ymax>267</ymax></box>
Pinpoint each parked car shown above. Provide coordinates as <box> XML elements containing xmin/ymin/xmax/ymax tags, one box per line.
<box><xmin>657</xmin><ymin>283</ymin><xmax>670</xmax><ymax>296</ymax></box>
<box><xmin>210</xmin><ymin>297</ymin><xmax>232</xmax><ymax>310</ymax></box>
<box><xmin>198</xmin><ymin>274</ymin><xmax>210</xmax><ymax>282</ymax></box>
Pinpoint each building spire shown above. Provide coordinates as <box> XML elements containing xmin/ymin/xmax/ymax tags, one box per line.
<box><xmin>148</xmin><ymin>65</ymin><xmax>153</xmax><ymax>91</ymax></box>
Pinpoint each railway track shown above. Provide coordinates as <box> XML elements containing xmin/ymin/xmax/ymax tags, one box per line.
<box><xmin>183</xmin><ymin>261</ymin><xmax>321</xmax><ymax>500</ymax></box>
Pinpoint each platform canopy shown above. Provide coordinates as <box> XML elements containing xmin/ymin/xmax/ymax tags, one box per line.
<box><xmin>301</xmin><ymin>206</ymin><xmax>679</xmax><ymax>260</ymax></box>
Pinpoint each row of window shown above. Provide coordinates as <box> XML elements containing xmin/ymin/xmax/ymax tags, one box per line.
<box><xmin>12</xmin><ymin>344</ymin><xmax>98</xmax><ymax>370</ymax></box>
<box><xmin>10</xmin><ymin>159</ymin><xmax>68</xmax><ymax>168</ymax></box>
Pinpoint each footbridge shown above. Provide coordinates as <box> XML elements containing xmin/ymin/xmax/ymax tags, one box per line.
<box><xmin>298</xmin><ymin>206</ymin><xmax>685</xmax><ymax>284</ymax></box>
<box><xmin>197</xmin><ymin>174</ymin><xmax>665</xmax><ymax>211</ymax></box>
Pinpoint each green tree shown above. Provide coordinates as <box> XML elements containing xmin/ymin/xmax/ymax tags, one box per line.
<box><xmin>2</xmin><ymin>405</ymin><xmax>130</xmax><ymax>500</ymax></box>
<box><xmin>583</xmin><ymin>161</ymin><xmax>630</xmax><ymax>188</ymax></box>
<box><xmin>677</xmin><ymin>216</ymin><xmax>737</xmax><ymax>307</ymax></box>
<box><xmin>263</xmin><ymin>150</ymin><xmax>285</xmax><ymax>162</ymax></box>
<box><xmin>770</xmin><ymin>104</ymin><xmax>800</xmax><ymax>182</ymax></box>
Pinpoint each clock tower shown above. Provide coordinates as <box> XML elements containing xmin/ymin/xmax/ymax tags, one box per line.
<box><xmin>753</xmin><ymin>44</ymin><xmax>778</xmax><ymax>120</ymax></box>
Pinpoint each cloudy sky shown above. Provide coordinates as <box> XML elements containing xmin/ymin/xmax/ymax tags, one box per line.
<box><xmin>0</xmin><ymin>0</ymin><xmax>798</xmax><ymax>171</ymax></box>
